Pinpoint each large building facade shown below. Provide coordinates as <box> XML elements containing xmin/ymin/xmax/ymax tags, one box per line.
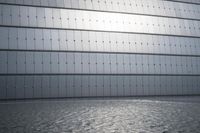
<box><xmin>0</xmin><ymin>0</ymin><xmax>200</xmax><ymax>99</ymax></box>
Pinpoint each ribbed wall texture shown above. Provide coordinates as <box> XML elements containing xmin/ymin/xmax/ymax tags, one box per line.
<box><xmin>0</xmin><ymin>0</ymin><xmax>200</xmax><ymax>99</ymax></box>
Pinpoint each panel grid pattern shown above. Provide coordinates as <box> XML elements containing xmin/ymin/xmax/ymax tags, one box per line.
<box><xmin>0</xmin><ymin>0</ymin><xmax>200</xmax><ymax>99</ymax></box>
<box><xmin>0</xmin><ymin>0</ymin><xmax>200</xmax><ymax>20</ymax></box>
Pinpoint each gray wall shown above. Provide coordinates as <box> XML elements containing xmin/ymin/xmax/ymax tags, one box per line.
<box><xmin>0</xmin><ymin>0</ymin><xmax>200</xmax><ymax>99</ymax></box>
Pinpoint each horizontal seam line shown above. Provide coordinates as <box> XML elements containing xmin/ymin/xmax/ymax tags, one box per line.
<box><xmin>164</xmin><ymin>0</ymin><xmax>200</xmax><ymax>5</ymax></box>
<box><xmin>1</xmin><ymin>94</ymin><xmax>200</xmax><ymax>101</ymax></box>
<box><xmin>0</xmin><ymin>74</ymin><xmax>199</xmax><ymax>76</ymax></box>
<box><xmin>0</xmin><ymin>49</ymin><xmax>200</xmax><ymax>57</ymax></box>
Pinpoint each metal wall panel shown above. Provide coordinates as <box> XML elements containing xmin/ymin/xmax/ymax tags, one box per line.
<box><xmin>109</xmin><ymin>33</ymin><xmax>116</xmax><ymax>52</ymax></box>
<box><xmin>1</xmin><ymin>5</ymin><xmax>200</xmax><ymax>37</ymax></box>
<box><xmin>117</xmin><ymin>54</ymin><xmax>124</xmax><ymax>74</ymax></box>
<box><xmin>11</xmin><ymin>6</ymin><xmax>20</xmax><ymax>26</ymax></box>
<box><xmin>26</xmin><ymin>52</ymin><xmax>34</xmax><ymax>73</ymax></box>
<box><xmin>28</xmin><ymin>7</ymin><xmax>37</xmax><ymax>27</ymax></box>
<box><xmin>42</xmin><ymin>76</ymin><xmax>50</xmax><ymax>98</ymax></box>
<box><xmin>60</xmin><ymin>9</ymin><xmax>69</xmax><ymax>28</ymax></box>
<box><xmin>2</xmin><ymin>5</ymin><xmax>11</xmax><ymax>25</ymax></box>
<box><xmin>0</xmin><ymin>27</ymin><xmax>8</xmax><ymax>49</ymax></box>
<box><xmin>186</xmin><ymin>56</ymin><xmax>193</xmax><ymax>74</ymax></box>
<box><xmin>63</xmin><ymin>0</ymin><xmax>71</xmax><ymax>8</ymax></box>
<box><xmin>74</xmin><ymin>31</ymin><xmax>82</xmax><ymax>51</ymax></box>
<box><xmin>7</xmin><ymin>76</ymin><xmax>16</xmax><ymax>99</ymax></box>
<box><xmin>124</xmin><ymin>54</ymin><xmax>130</xmax><ymax>74</ymax></box>
<box><xmin>8</xmin><ymin>28</ymin><xmax>17</xmax><ymax>49</ymax></box>
<box><xmin>25</xmin><ymin>76</ymin><xmax>34</xmax><ymax>98</ymax></box>
<box><xmin>50</xmin><ymin>76</ymin><xmax>59</xmax><ymax>97</ymax></box>
<box><xmin>76</xmin><ymin>11</ymin><xmax>84</xmax><ymax>29</ymax></box>
<box><xmin>198</xmin><ymin>77</ymin><xmax>200</xmax><ymax>94</ymax></box>
<box><xmin>143</xmin><ymin>55</ymin><xmax>149</xmax><ymax>74</ymax></box>
<box><xmin>110</xmin><ymin>76</ymin><xmax>117</xmax><ymax>96</ymax></box>
<box><xmin>66</xmin><ymin>52</ymin><xmax>75</xmax><ymax>73</ymax></box>
<box><xmin>19</xmin><ymin>0</ymin><xmax>30</xmax><ymax>5</ymax></box>
<box><xmin>20</xmin><ymin>6</ymin><xmax>29</xmax><ymax>26</ymax></box>
<box><xmin>89</xmin><ymin>31</ymin><xmax>97</xmax><ymax>51</ymax></box>
<box><xmin>110</xmin><ymin>54</ymin><xmax>117</xmax><ymax>74</ymax></box>
<box><xmin>43</xmin><ymin>29</ymin><xmax>51</xmax><ymax>50</ymax></box>
<box><xmin>37</xmin><ymin>8</ymin><xmax>45</xmax><ymax>27</ymax></box>
<box><xmin>0</xmin><ymin>51</ymin><xmax>7</xmax><ymax>73</ymax></box>
<box><xmin>68</xmin><ymin>75</ymin><xmax>75</xmax><ymax>97</ymax></box>
<box><xmin>96</xmin><ymin>32</ymin><xmax>103</xmax><ymax>51</ymax></box>
<box><xmin>51</xmin><ymin>30</ymin><xmax>60</xmax><ymax>50</ymax></box>
<box><xmin>32</xmin><ymin>0</ymin><xmax>40</xmax><ymax>6</ymax></box>
<box><xmin>58</xmin><ymin>75</ymin><xmax>67</xmax><ymax>97</ymax></box>
<box><xmin>51</xmin><ymin>52</ymin><xmax>59</xmax><ymax>73</ymax></box>
<box><xmin>130</xmin><ymin>76</ymin><xmax>137</xmax><ymax>96</ymax></box>
<box><xmin>53</xmin><ymin>9</ymin><xmax>62</xmax><ymax>28</ymax></box>
<box><xmin>1</xmin><ymin>1</ymin><xmax>200</xmax><ymax>99</ymax></box>
<box><xmin>161</xmin><ymin>76</ymin><xmax>167</xmax><ymax>95</ymax></box>
<box><xmin>45</xmin><ymin>8</ymin><xmax>53</xmax><ymax>27</ymax></box>
<box><xmin>117</xmin><ymin>76</ymin><xmax>124</xmax><ymax>96</ymax></box>
<box><xmin>34</xmin><ymin>76</ymin><xmax>42</xmax><ymax>98</ymax></box>
<box><xmin>192</xmin><ymin>57</ymin><xmax>198</xmax><ymax>74</ymax></box>
<box><xmin>86</xmin><ymin>0</ymin><xmax>93</xmax><ymax>10</ymax></box>
<box><xmin>103</xmin><ymin>33</ymin><xmax>110</xmax><ymax>52</ymax></box>
<box><xmin>116</xmin><ymin>33</ymin><xmax>123</xmax><ymax>52</ymax></box>
<box><xmin>74</xmin><ymin>75</ymin><xmax>82</xmax><ymax>97</ymax></box>
<box><xmin>160</xmin><ymin>56</ymin><xmax>165</xmax><ymax>74</ymax></box>
<box><xmin>81</xmin><ymin>31</ymin><xmax>90</xmax><ymax>51</ymax></box>
<box><xmin>0</xmin><ymin>76</ymin><xmax>7</xmax><ymax>99</ymax></box>
<box><xmin>17</xmin><ymin>52</ymin><xmax>26</xmax><ymax>73</ymax></box>
<box><xmin>0</xmin><ymin>0</ymin><xmax>200</xmax><ymax>21</ymax></box>
<box><xmin>59</xmin><ymin>53</ymin><xmax>67</xmax><ymax>73</ymax></box>
<box><xmin>34</xmin><ymin>52</ymin><xmax>43</xmax><ymax>73</ymax></box>
<box><xmin>130</xmin><ymin>54</ymin><xmax>136</xmax><ymax>74</ymax></box>
<box><xmin>198</xmin><ymin>58</ymin><xmax>200</xmax><ymax>74</ymax></box>
<box><xmin>74</xmin><ymin>52</ymin><xmax>82</xmax><ymax>73</ymax></box>
<box><xmin>27</xmin><ymin>29</ymin><xmax>35</xmax><ymax>50</ymax></box>
<box><xmin>18</xmin><ymin>28</ymin><xmax>27</xmax><ymax>49</ymax></box>
<box><xmin>89</xmin><ymin>53</ymin><xmax>97</xmax><ymax>73</ymax></box>
<box><xmin>191</xmin><ymin>39</ymin><xmax>197</xmax><ymax>56</ymax></box>
<box><xmin>154</xmin><ymin>55</ymin><xmax>161</xmax><ymax>74</ymax></box>
<box><xmin>103</xmin><ymin>54</ymin><xmax>110</xmax><ymax>73</ymax></box>
<box><xmin>35</xmin><ymin>29</ymin><xmax>44</xmax><ymax>50</ymax></box>
<box><xmin>43</xmin><ymin>52</ymin><xmax>51</xmax><ymax>73</ymax></box>
<box><xmin>96</xmin><ymin>53</ymin><xmax>104</xmax><ymax>74</ymax></box>
<box><xmin>124</xmin><ymin>76</ymin><xmax>131</xmax><ymax>96</ymax></box>
<box><xmin>48</xmin><ymin>0</ymin><xmax>57</xmax><ymax>7</ymax></box>
<box><xmin>82</xmin><ymin>53</ymin><xmax>89</xmax><ymax>73</ymax></box>
<box><xmin>136</xmin><ymin>76</ymin><xmax>143</xmax><ymax>95</ymax></box>
<box><xmin>40</xmin><ymin>0</ymin><xmax>49</xmax><ymax>6</ymax></box>
<box><xmin>0</xmin><ymin>5</ymin><xmax>2</xmax><ymax>25</ymax></box>
<box><xmin>71</xmin><ymin>0</ymin><xmax>79</xmax><ymax>8</ymax></box>
<box><xmin>81</xmin><ymin>76</ymin><xmax>89</xmax><ymax>97</ymax></box>
<box><xmin>129</xmin><ymin>35</ymin><xmax>137</xmax><ymax>53</ymax></box>
<box><xmin>68</xmin><ymin>10</ymin><xmax>76</xmax><ymax>28</ymax></box>
<box><xmin>16</xmin><ymin>76</ymin><xmax>25</xmax><ymax>99</ymax></box>
<box><xmin>96</xmin><ymin>75</ymin><xmax>104</xmax><ymax>96</ymax></box>
<box><xmin>149</xmin><ymin>76</ymin><xmax>156</xmax><ymax>95</ymax></box>
<box><xmin>59</xmin><ymin>30</ymin><xmax>67</xmax><ymax>50</ymax></box>
<box><xmin>66</xmin><ymin>30</ymin><xmax>75</xmax><ymax>50</ymax></box>
<box><xmin>89</xmin><ymin>76</ymin><xmax>97</xmax><ymax>96</ymax></box>
<box><xmin>8</xmin><ymin>52</ymin><xmax>17</xmax><ymax>73</ymax></box>
<box><xmin>78</xmin><ymin>0</ymin><xmax>85</xmax><ymax>9</ymax></box>
<box><xmin>92</xmin><ymin>0</ymin><xmax>99</xmax><ymax>10</ymax></box>
<box><xmin>192</xmin><ymin>76</ymin><xmax>198</xmax><ymax>95</ymax></box>
<box><xmin>143</xmin><ymin>76</ymin><xmax>149</xmax><ymax>96</ymax></box>
<box><xmin>103</xmin><ymin>76</ymin><xmax>111</xmax><ymax>96</ymax></box>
